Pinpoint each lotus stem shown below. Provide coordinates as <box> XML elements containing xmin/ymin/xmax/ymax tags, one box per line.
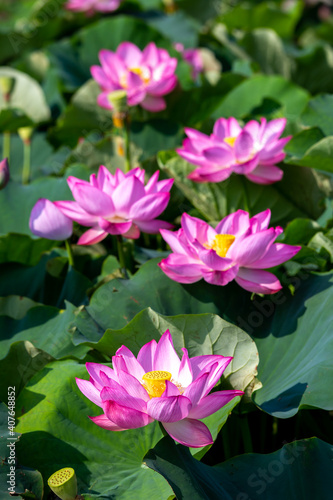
<box><xmin>3</xmin><ymin>132</ymin><xmax>10</xmax><ymax>162</ymax></box>
<box><xmin>240</xmin><ymin>416</ymin><xmax>253</xmax><ymax>453</ymax></box>
<box><xmin>65</xmin><ymin>239</ymin><xmax>75</xmax><ymax>268</ymax></box>
<box><xmin>116</xmin><ymin>235</ymin><xmax>128</xmax><ymax>278</ymax></box>
<box><xmin>22</xmin><ymin>139</ymin><xmax>31</xmax><ymax>184</ymax></box>
<box><xmin>124</xmin><ymin>116</ymin><xmax>131</xmax><ymax>173</ymax></box>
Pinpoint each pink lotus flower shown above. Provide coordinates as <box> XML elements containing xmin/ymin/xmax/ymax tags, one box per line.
<box><xmin>176</xmin><ymin>117</ymin><xmax>291</xmax><ymax>184</ymax></box>
<box><xmin>91</xmin><ymin>42</ymin><xmax>178</xmax><ymax>112</ymax></box>
<box><xmin>174</xmin><ymin>43</ymin><xmax>203</xmax><ymax>79</ymax></box>
<box><xmin>54</xmin><ymin>166</ymin><xmax>173</xmax><ymax>245</ymax></box>
<box><xmin>76</xmin><ymin>329</ymin><xmax>243</xmax><ymax>447</ymax></box>
<box><xmin>159</xmin><ymin>209</ymin><xmax>301</xmax><ymax>294</ymax></box>
<box><xmin>29</xmin><ymin>198</ymin><xmax>73</xmax><ymax>240</ymax></box>
<box><xmin>65</xmin><ymin>0</ymin><xmax>122</xmax><ymax>14</ymax></box>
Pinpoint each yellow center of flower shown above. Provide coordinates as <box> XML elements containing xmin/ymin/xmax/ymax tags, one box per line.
<box><xmin>142</xmin><ymin>370</ymin><xmax>172</xmax><ymax>398</ymax></box>
<box><xmin>224</xmin><ymin>136</ymin><xmax>237</xmax><ymax>147</ymax></box>
<box><xmin>120</xmin><ymin>67</ymin><xmax>150</xmax><ymax>89</ymax></box>
<box><xmin>204</xmin><ymin>234</ymin><xmax>236</xmax><ymax>258</ymax></box>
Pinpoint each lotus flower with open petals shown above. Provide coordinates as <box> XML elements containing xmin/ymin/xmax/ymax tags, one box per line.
<box><xmin>91</xmin><ymin>42</ymin><xmax>178</xmax><ymax>112</ymax></box>
<box><xmin>176</xmin><ymin>117</ymin><xmax>291</xmax><ymax>184</ymax></box>
<box><xmin>159</xmin><ymin>209</ymin><xmax>301</xmax><ymax>294</ymax></box>
<box><xmin>54</xmin><ymin>166</ymin><xmax>173</xmax><ymax>245</ymax></box>
<box><xmin>66</xmin><ymin>0</ymin><xmax>122</xmax><ymax>14</ymax></box>
<box><xmin>76</xmin><ymin>330</ymin><xmax>243</xmax><ymax>447</ymax></box>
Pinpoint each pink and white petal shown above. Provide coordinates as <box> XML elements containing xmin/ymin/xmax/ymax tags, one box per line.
<box><xmin>163</xmin><ymin>380</ymin><xmax>182</xmax><ymax>397</ymax></box>
<box><xmin>176</xmin><ymin>148</ymin><xmax>207</xmax><ymax>167</ymax></box>
<box><xmin>181</xmin><ymin>213</ymin><xmax>216</xmax><ymax>246</ymax></box>
<box><xmin>101</xmin><ymin>383</ymin><xmax>147</xmax><ymax>413</ymax></box>
<box><xmin>153</xmin><ymin>59</ymin><xmax>178</xmax><ymax>80</ymax></box>
<box><xmin>29</xmin><ymin>199</ymin><xmax>73</xmax><ymax>240</ymax></box>
<box><xmin>71</xmin><ymin>183</ymin><xmax>115</xmax><ymax>216</ymax></box>
<box><xmin>232</xmin><ymin>154</ymin><xmax>259</xmax><ymax>175</ymax></box>
<box><xmin>183</xmin><ymin>372</ymin><xmax>209</xmax><ymax>406</ymax></box>
<box><xmin>97</xmin><ymin>92</ymin><xmax>113</xmax><ymax>110</ymax></box>
<box><xmin>188</xmin><ymin>166</ymin><xmax>234</xmax><ymax>183</ymax></box>
<box><xmin>141</xmin><ymin>42</ymin><xmax>159</xmax><ymax>67</ymax></box>
<box><xmin>250</xmin><ymin>243</ymin><xmax>301</xmax><ymax>269</ymax></box>
<box><xmin>198</xmin><ymin>249</ymin><xmax>234</xmax><ymax>271</ymax></box>
<box><xmin>212</xmin><ymin>118</ymin><xmax>228</xmax><ymax>140</ymax></box>
<box><xmin>146</xmin><ymin>76</ymin><xmax>177</xmax><ymax>96</ymax></box>
<box><xmin>160</xmin><ymin>228</ymin><xmax>191</xmax><ymax>255</ymax></box>
<box><xmin>243</xmin><ymin>120</ymin><xmax>260</xmax><ymax>139</ymax></box>
<box><xmin>117</xmin><ymin>371</ymin><xmax>150</xmax><ymax>402</ymax></box>
<box><xmin>130</xmin><ymin>192</ymin><xmax>170</xmax><ymax>221</ymax></box>
<box><xmin>112</xmin><ymin>175</ymin><xmax>146</xmax><ymax>216</ymax></box>
<box><xmin>187</xmin><ymin>390</ymin><xmax>244</xmax><ymax>419</ymax></box>
<box><xmin>147</xmin><ymin>393</ymin><xmax>191</xmax><ymax>422</ymax></box>
<box><xmin>103</xmin><ymin>400</ymin><xmax>153</xmax><ymax>429</ymax></box>
<box><xmin>135</xmin><ymin>219</ymin><xmax>174</xmax><ymax>233</ymax></box>
<box><xmin>260</xmin><ymin>118</ymin><xmax>287</xmax><ymax>144</ymax></box>
<box><xmin>249</xmin><ymin>209</ymin><xmax>271</xmax><ymax>232</ymax></box>
<box><xmin>144</xmin><ymin>171</ymin><xmax>160</xmax><ymax>194</ymax></box>
<box><xmin>54</xmin><ymin>201</ymin><xmax>98</xmax><ymax>226</ymax></box>
<box><xmin>259</xmin><ymin>152</ymin><xmax>286</xmax><ymax>166</ymax></box>
<box><xmin>76</xmin><ymin>378</ymin><xmax>103</xmax><ymax>407</ymax></box>
<box><xmin>215</xmin><ymin>210</ymin><xmax>250</xmax><ymax>236</ymax></box>
<box><xmin>245</xmin><ymin>164</ymin><xmax>284</xmax><ymax>184</ymax></box>
<box><xmin>158</xmin><ymin>259</ymin><xmax>203</xmax><ymax>284</ymax></box>
<box><xmin>78</xmin><ymin>227</ymin><xmax>108</xmax><ymax>245</ymax></box>
<box><xmin>190</xmin><ymin>355</ymin><xmax>232</xmax><ymax>382</ymax></box>
<box><xmin>162</xmin><ymin>418</ymin><xmax>213</xmax><ymax>447</ymax></box>
<box><xmin>137</xmin><ymin>339</ymin><xmax>158</xmax><ymax>373</ymax></box>
<box><xmin>89</xmin><ymin>414</ymin><xmax>124</xmax><ymax>431</ymax></box>
<box><xmin>97</xmin><ymin>165</ymin><xmax>116</xmax><ymax>195</ymax></box>
<box><xmin>99</xmin><ymin>50</ymin><xmax>126</xmax><ymax>82</ymax></box>
<box><xmin>227</xmin><ymin>227</ymin><xmax>278</xmax><ymax>266</ymax></box>
<box><xmin>127</xmin><ymin>87</ymin><xmax>147</xmax><ymax>107</ymax></box>
<box><xmin>159</xmin><ymin>253</ymin><xmax>205</xmax><ymax>280</ymax></box>
<box><xmin>178</xmin><ymin>348</ymin><xmax>193</xmax><ymax>387</ymax></box>
<box><xmin>86</xmin><ymin>363</ymin><xmax>117</xmax><ymax>388</ymax></box>
<box><xmin>113</xmin><ymin>345</ymin><xmax>145</xmax><ymax>380</ymax></box>
<box><xmin>140</xmin><ymin>95</ymin><xmax>166</xmax><ymax>112</ymax></box>
<box><xmin>235</xmin><ymin>268</ymin><xmax>282</xmax><ymax>294</ymax></box>
<box><xmin>153</xmin><ymin>329</ymin><xmax>181</xmax><ymax>375</ymax></box>
<box><xmin>203</xmin><ymin>146</ymin><xmax>234</xmax><ymax>166</ymax></box>
<box><xmin>116</xmin><ymin>42</ymin><xmax>142</xmax><ymax>67</ymax></box>
<box><xmin>202</xmin><ymin>266</ymin><xmax>239</xmax><ymax>287</ymax></box>
<box><xmin>234</xmin><ymin>131</ymin><xmax>254</xmax><ymax>162</ymax></box>
<box><xmin>91</xmin><ymin>66</ymin><xmax>110</xmax><ymax>88</ymax></box>
<box><xmin>259</xmin><ymin>136</ymin><xmax>291</xmax><ymax>161</ymax></box>
<box><xmin>123</xmin><ymin>223</ymin><xmax>141</xmax><ymax>239</ymax></box>
<box><xmin>184</xmin><ymin>128</ymin><xmax>212</xmax><ymax>147</ymax></box>
<box><xmin>98</xmin><ymin>219</ymin><xmax>133</xmax><ymax>236</ymax></box>
<box><xmin>227</xmin><ymin>117</ymin><xmax>242</xmax><ymax>137</ymax></box>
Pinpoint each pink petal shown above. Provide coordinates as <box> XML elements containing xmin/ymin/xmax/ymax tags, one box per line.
<box><xmin>177</xmin><ymin>348</ymin><xmax>193</xmax><ymax>388</ymax></box>
<box><xmin>103</xmin><ymin>400</ymin><xmax>152</xmax><ymax>429</ymax></box>
<box><xmin>249</xmin><ymin>209</ymin><xmax>271</xmax><ymax>232</ymax></box>
<box><xmin>250</xmin><ymin>243</ymin><xmax>301</xmax><ymax>269</ymax></box>
<box><xmin>98</xmin><ymin>219</ymin><xmax>133</xmax><ymax>236</ymax></box>
<box><xmin>259</xmin><ymin>136</ymin><xmax>291</xmax><ymax>161</ymax></box>
<box><xmin>112</xmin><ymin>175</ymin><xmax>146</xmax><ymax>216</ymax></box>
<box><xmin>97</xmin><ymin>92</ymin><xmax>113</xmax><ymax>110</ymax></box>
<box><xmin>235</xmin><ymin>268</ymin><xmax>282</xmax><ymax>294</ymax></box>
<box><xmin>187</xmin><ymin>166</ymin><xmax>234</xmax><ymax>183</ymax></box>
<box><xmin>215</xmin><ymin>210</ymin><xmax>250</xmax><ymax>236</ymax></box>
<box><xmin>160</xmin><ymin>228</ymin><xmax>190</xmax><ymax>255</ymax></box>
<box><xmin>141</xmin><ymin>42</ymin><xmax>159</xmax><ymax>66</ymax></box>
<box><xmin>212</xmin><ymin>118</ymin><xmax>228</xmax><ymax>140</ymax></box>
<box><xmin>137</xmin><ymin>339</ymin><xmax>158</xmax><ymax>373</ymax></box>
<box><xmin>77</xmin><ymin>227</ymin><xmax>108</xmax><ymax>245</ymax></box>
<box><xmin>183</xmin><ymin>372</ymin><xmax>209</xmax><ymax>406</ymax></box>
<box><xmin>86</xmin><ymin>362</ymin><xmax>117</xmax><ymax>389</ymax></box>
<box><xmin>147</xmin><ymin>392</ymin><xmax>191</xmax><ymax>422</ymax></box>
<box><xmin>76</xmin><ymin>378</ymin><xmax>102</xmax><ymax>407</ymax></box>
<box><xmin>184</xmin><ymin>128</ymin><xmax>212</xmax><ymax>148</ymax></box>
<box><xmin>203</xmin><ymin>146</ymin><xmax>234</xmax><ymax>166</ymax></box>
<box><xmin>181</xmin><ymin>213</ymin><xmax>216</xmax><ymax>246</ymax></box>
<box><xmin>117</xmin><ymin>371</ymin><xmax>150</xmax><ymax>402</ymax></box>
<box><xmin>198</xmin><ymin>249</ymin><xmax>234</xmax><ymax>271</ymax></box>
<box><xmin>123</xmin><ymin>223</ymin><xmax>141</xmax><ymax>239</ymax></box>
<box><xmin>90</xmin><ymin>66</ymin><xmax>110</xmax><ymax>88</ymax></box>
<box><xmin>97</xmin><ymin>165</ymin><xmax>116</xmax><ymax>195</ymax></box>
<box><xmin>234</xmin><ymin>130</ymin><xmax>254</xmax><ymax>162</ymax></box>
<box><xmin>201</xmin><ymin>265</ymin><xmax>239</xmax><ymax>286</ymax></box>
<box><xmin>245</xmin><ymin>164</ymin><xmax>284</xmax><ymax>184</ymax></box>
<box><xmin>140</xmin><ymin>95</ymin><xmax>166</xmax><ymax>112</ymax></box>
<box><xmin>158</xmin><ymin>259</ymin><xmax>203</xmax><ymax>284</ymax></box>
<box><xmin>232</xmin><ymin>154</ymin><xmax>259</xmax><ymax>175</ymax></box>
<box><xmin>116</xmin><ymin>42</ymin><xmax>142</xmax><ymax>67</ymax></box>
<box><xmin>226</xmin><ymin>117</ymin><xmax>242</xmax><ymax>137</ymax></box>
<box><xmin>260</xmin><ymin>118</ymin><xmax>287</xmax><ymax>145</ymax></box>
<box><xmin>89</xmin><ymin>414</ymin><xmax>124</xmax><ymax>431</ymax></box>
<box><xmin>227</xmin><ymin>227</ymin><xmax>279</xmax><ymax>266</ymax></box>
<box><xmin>54</xmin><ymin>200</ymin><xmax>98</xmax><ymax>226</ymax></box>
<box><xmin>99</xmin><ymin>49</ymin><xmax>126</xmax><ymax>83</ymax></box>
<box><xmin>153</xmin><ymin>329</ymin><xmax>181</xmax><ymax>376</ymax></box>
<box><xmin>146</xmin><ymin>76</ymin><xmax>177</xmax><ymax>96</ymax></box>
<box><xmin>71</xmin><ymin>183</ymin><xmax>115</xmax><ymax>216</ymax></box>
<box><xmin>29</xmin><ymin>199</ymin><xmax>73</xmax><ymax>240</ymax></box>
<box><xmin>162</xmin><ymin>418</ymin><xmax>213</xmax><ymax>447</ymax></box>
<box><xmin>243</xmin><ymin>120</ymin><xmax>260</xmax><ymax>138</ymax></box>
<box><xmin>190</xmin><ymin>355</ymin><xmax>232</xmax><ymax>382</ymax></box>
<box><xmin>101</xmin><ymin>383</ymin><xmax>147</xmax><ymax>412</ymax></box>
<box><xmin>130</xmin><ymin>192</ymin><xmax>170</xmax><ymax>221</ymax></box>
<box><xmin>135</xmin><ymin>219</ymin><xmax>173</xmax><ymax>233</ymax></box>
<box><xmin>187</xmin><ymin>390</ymin><xmax>243</xmax><ymax>419</ymax></box>
<box><xmin>113</xmin><ymin>345</ymin><xmax>145</xmax><ymax>380</ymax></box>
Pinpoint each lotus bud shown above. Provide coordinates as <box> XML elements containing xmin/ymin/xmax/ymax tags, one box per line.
<box><xmin>0</xmin><ymin>158</ymin><xmax>9</xmax><ymax>190</ymax></box>
<box><xmin>108</xmin><ymin>90</ymin><xmax>128</xmax><ymax>129</ymax></box>
<box><xmin>0</xmin><ymin>76</ymin><xmax>15</xmax><ymax>102</ymax></box>
<box><xmin>47</xmin><ymin>467</ymin><xmax>77</xmax><ymax>500</ymax></box>
<box><xmin>18</xmin><ymin>126</ymin><xmax>34</xmax><ymax>145</ymax></box>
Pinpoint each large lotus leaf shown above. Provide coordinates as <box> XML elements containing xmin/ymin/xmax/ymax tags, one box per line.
<box><xmin>0</xmin><ymin>403</ymin><xmax>20</xmax><ymax>461</ymax></box>
<box><xmin>158</xmin><ymin>151</ymin><xmax>326</xmax><ymax>225</ymax></box>
<box><xmin>0</xmin><ymin>67</ymin><xmax>50</xmax><ymax>123</ymax></box>
<box><xmin>0</xmin><ymin>233</ymin><xmax>56</xmax><ymax>266</ymax></box>
<box><xmin>146</xmin><ymin>11</ymin><xmax>199</xmax><ymax>47</ymax></box>
<box><xmin>15</xmin><ymin>360</ymin><xmax>172</xmax><ymax>500</ymax></box>
<box><xmin>292</xmin><ymin>43</ymin><xmax>333</xmax><ymax>95</ymax></box>
<box><xmin>212</xmin><ymin>75</ymin><xmax>309</xmax><ymax>123</ymax></box>
<box><xmin>301</xmin><ymin>94</ymin><xmax>333</xmax><ymax>136</ymax></box>
<box><xmin>252</xmin><ymin>271</ymin><xmax>333</xmax><ymax>417</ymax></box>
<box><xmin>218</xmin><ymin>1</ymin><xmax>303</xmax><ymax>39</ymax></box>
<box><xmin>144</xmin><ymin>435</ymin><xmax>333</xmax><ymax>500</ymax></box>
<box><xmin>0</xmin><ymin>163</ymin><xmax>89</xmax><ymax>236</ymax></box>
<box><xmin>0</xmin><ymin>463</ymin><xmax>43</xmax><ymax>500</ymax></box>
<box><xmin>285</xmin><ymin>135</ymin><xmax>333</xmax><ymax>174</ymax></box>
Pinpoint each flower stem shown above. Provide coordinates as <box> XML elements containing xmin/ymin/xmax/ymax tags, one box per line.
<box><xmin>116</xmin><ymin>235</ymin><xmax>128</xmax><ymax>278</ymax></box>
<box><xmin>240</xmin><ymin>416</ymin><xmax>253</xmax><ymax>454</ymax></box>
<box><xmin>124</xmin><ymin>116</ymin><xmax>131</xmax><ymax>173</ymax></box>
<box><xmin>3</xmin><ymin>132</ymin><xmax>10</xmax><ymax>162</ymax></box>
<box><xmin>242</xmin><ymin>177</ymin><xmax>251</xmax><ymax>215</ymax></box>
<box><xmin>65</xmin><ymin>239</ymin><xmax>75</xmax><ymax>268</ymax></box>
<box><xmin>22</xmin><ymin>140</ymin><xmax>31</xmax><ymax>184</ymax></box>
<box><xmin>158</xmin><ymin>421</ymin><xmax>168</xmax><ymax>437</ymax></box>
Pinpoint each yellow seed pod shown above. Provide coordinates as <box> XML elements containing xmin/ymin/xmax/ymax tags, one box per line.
<box><xmin>47</xmin><ymin>467</ymin><xmax>77</xmax><ymax>500</ymax></box>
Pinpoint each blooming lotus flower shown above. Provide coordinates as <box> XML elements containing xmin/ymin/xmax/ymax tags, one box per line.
<box><xmin>29</xmin><ymin>198</ymin><xmax>73</xmax><ymax>240</ymax></box>
<box><xmin>174</xmin><ymin>43</ymin><xmax>203</xmax><ymax>79</ymax></box>
<box><xmin>55</xmin><ymin>166</ymin><xmax>173</xmax><ymax>245</ymax></box>
<box><xmin>159</xmin><ymin>209</ymin><xmax>301</xmax><ymax>294</ymax></box>
<box><xmin>176</xmin><ymin>117</ymin><xmax>291</xmax><ymax>184</ymax></box>
<box><xmin>76</xmin><ymin>329</ymin><xmax>243</xmax><ymax>447</ymax></box>
<box><xmin>91</xmin><ymin>42</ymin><xmax>178</xmax><ymax>112</ymax></box>
<box><xmin>65</xmin><ymin>0</ymin><xmax>122</xmax><ymax>14</ymax></box>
